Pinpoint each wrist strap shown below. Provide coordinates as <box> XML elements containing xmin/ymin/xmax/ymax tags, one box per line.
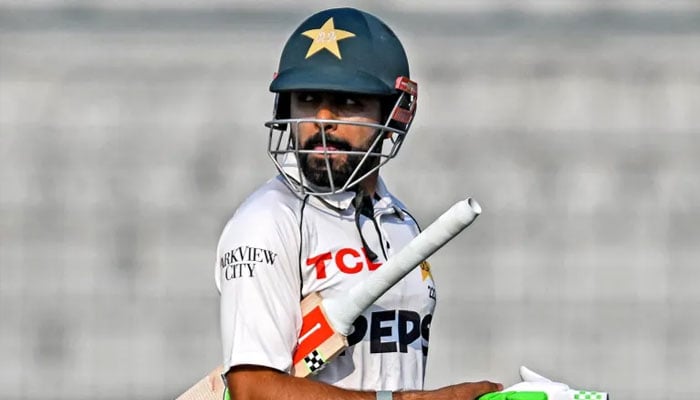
<box><xmin>377</xmin><ymin>391</ymin><xmax>393</xmax><ymax>400</ymax></box>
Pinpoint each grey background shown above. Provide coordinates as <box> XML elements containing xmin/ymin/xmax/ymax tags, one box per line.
<box><xmin>1</xmin><ymin>1</ymin><xmax>699</xmax><ymax>399</ymax></box>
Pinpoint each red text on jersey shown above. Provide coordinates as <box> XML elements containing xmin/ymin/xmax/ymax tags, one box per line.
<box><xmin>306</xmin><ymin>247</ymin><xmax>382</xmax><ymax>279</ymax></box>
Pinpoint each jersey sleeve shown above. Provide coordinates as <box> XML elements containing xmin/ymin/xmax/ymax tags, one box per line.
<box><xmin>216</xmin><ymin>198</ymin><xmax>302</xmax><ymax>374</ymax></box>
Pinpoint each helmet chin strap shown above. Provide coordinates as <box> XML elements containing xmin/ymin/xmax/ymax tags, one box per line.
<box><xmin>352</xmin><ymin>189</ymin><xmax>380</xmax><ymax>262</ymax></box>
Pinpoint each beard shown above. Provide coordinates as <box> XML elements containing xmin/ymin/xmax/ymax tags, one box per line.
<box><xmin>298</xmin><ymin>132</ymin><xmax>380</xmax><ymax>191</ymax></box>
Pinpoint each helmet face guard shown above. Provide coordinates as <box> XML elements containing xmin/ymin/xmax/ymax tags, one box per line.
<box><xmin>266</xmin><ymin>77</ymin><xmax>417</xmax><ymax>197</ymax></box>
<box><xmin>265</xmin><ymin>8</ymin><xmax>417</xmax><ymax>197</ymax></box>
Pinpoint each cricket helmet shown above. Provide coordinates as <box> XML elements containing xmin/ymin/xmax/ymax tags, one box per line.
<box><xmin>265</xmin><ymin>7</ymin><xmax>418</xmax><ymax>197</ymax></box>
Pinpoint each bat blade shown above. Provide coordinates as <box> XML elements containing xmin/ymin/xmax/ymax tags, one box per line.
<box><xmin>291</xmin><ymin>292</ymin><xmax>348</xmax><ymax>377</ymax></box>
<box><xmin>175</xmin><ymin>365</ymin><xmax>225</xmax><ymax>400</ymax></box>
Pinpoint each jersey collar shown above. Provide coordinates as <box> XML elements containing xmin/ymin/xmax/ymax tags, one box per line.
<box><xmin>318</xmin><ymin>176</ymin><xmax>399</xmax><ymax>213</ymax></box>
<box><xmin>372</xmin><ymin>177</ymin><xmax>407</xmax><ymax>220</ymax></box>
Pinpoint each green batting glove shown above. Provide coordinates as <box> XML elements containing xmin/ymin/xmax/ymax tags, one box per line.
<box><xmin>479</xmin><ymin>391</ymin><xmax>548</xmax><ymax>400</ymax></box>
<box><xmin>480</xmin><ymin>366</ymin><xmax>608</xmax><ymax>400</ymax></box>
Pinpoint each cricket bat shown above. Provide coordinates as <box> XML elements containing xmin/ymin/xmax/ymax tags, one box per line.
<box><xmin>177</xmin><ymin>197</ymin><xmax>482</xmax><ymax>400</ymax></box>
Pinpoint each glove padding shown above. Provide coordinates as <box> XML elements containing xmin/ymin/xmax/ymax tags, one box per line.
<box><xmin>478</xmin><ymin>366</ymin><xmax>608</xmax><ymax>400</ymax></box>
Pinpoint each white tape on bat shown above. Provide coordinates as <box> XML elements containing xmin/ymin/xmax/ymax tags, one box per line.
<box><xmin>322</xmin><ymin>197</ymin><xmax>481</xmax><ymax>336</ymax></box>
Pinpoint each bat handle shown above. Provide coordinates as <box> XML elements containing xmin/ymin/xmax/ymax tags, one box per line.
<box><xmin>324</xmin><ymin>197</ymin><xmax>481</xmax><ymax>335</ymax></box>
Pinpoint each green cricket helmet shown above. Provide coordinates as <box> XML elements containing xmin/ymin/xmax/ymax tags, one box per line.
<box><xmin>265</xmin><ymin>7</ymin><xmax>418</xmax><ymax>197</ymax></box>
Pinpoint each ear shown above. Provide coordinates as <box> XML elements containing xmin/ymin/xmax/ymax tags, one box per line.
<box><xmin>272</xmin><ymin>92</ymin><xmax>292</xmax><ymax>130</ymax></box>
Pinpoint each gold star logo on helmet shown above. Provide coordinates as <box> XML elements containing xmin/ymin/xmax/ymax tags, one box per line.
<box><xmin>301</xmin><ymin>17</ymin><xmax>356</xmax><ymax>60</ymax></box>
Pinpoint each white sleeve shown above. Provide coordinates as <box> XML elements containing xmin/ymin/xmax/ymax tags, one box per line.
<box><xmin>217</xmin><ymin>203</ymin><xmax>302</xmax><ymax>374</ymax></box>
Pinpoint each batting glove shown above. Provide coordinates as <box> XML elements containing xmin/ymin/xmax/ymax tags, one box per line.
<box><xmin>478</xmin><ymin>366</ymin><xmax>609</xmax><ymax>400</ymax></box>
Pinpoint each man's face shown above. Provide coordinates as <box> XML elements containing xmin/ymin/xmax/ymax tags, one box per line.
<box><xmin>289</xmin><ymin>91</ymin><xmax>383</xmax><ymax>190</ymax></box>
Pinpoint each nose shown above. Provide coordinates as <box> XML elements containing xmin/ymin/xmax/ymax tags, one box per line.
<box><xmin>315</xmin><ymin>101</ymin><xmax>338</xmax><ymax>133</ymax></box>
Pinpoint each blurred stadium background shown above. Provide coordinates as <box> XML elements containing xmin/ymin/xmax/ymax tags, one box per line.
<box><xmin>1</xmin><ymin>1</ymin><xmax>699</xmax><ymax>398</ymax></box>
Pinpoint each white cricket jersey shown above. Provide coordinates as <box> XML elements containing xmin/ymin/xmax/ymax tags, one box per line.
<box><xmin>215</xmin><ymin>175</ymin><xmax>437</xmax><ymax>391</ymax></box>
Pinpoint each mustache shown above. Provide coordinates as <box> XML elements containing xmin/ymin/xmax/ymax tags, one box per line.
<box><xmin>301</xmin><ymin>132</ymin><xmax>353</xmax><ymax>151</ymax></box>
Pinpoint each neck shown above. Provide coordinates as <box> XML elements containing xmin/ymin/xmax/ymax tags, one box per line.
<box><xmin>357</xmin><ymin>171</ymin><xmax>379</xmax><ymax>198</ymax></box>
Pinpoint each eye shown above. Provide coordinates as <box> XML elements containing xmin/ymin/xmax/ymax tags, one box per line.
<box><xmin>339</xmin><ymin>95</ymin><xmax>361</xmax><ymax>107</ymax></box>
<box><xmin>297</xmin><ymin>93</ymin><xmax>316</xmax><ymax>103</ymax></box>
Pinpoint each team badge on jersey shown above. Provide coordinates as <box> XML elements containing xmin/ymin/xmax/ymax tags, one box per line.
<box><xmin>420</xmin><ymin>261</ymin><xmax>436</xmax><ymax>300</ymax></box>
<box><xmin>302</xmin><ymin>17</ymin><xmax>356</xmax><ymax>59</ymax></box>
<box><xmin>420</xmin><ymin>260</ymin><xmax>433</xmax><ymax>281</ymax></box>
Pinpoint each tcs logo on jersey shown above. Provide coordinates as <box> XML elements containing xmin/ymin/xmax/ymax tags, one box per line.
<box><xmin>306</xmin><ymin>247</ymin><xmax>381</xmax><ymax>279</ymax></box>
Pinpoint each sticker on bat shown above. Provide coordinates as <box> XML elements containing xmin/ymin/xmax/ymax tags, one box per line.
<box><xmin>303</xmin><ymin>350</ymin><xmax>328</xmax><ymax>373</ymax></box>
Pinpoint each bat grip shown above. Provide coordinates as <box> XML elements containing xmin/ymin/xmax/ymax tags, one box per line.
<box><xmin>323</xmin><ymin>198</ymin><xmax>481</xmax><ymax>335</ymax></box>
